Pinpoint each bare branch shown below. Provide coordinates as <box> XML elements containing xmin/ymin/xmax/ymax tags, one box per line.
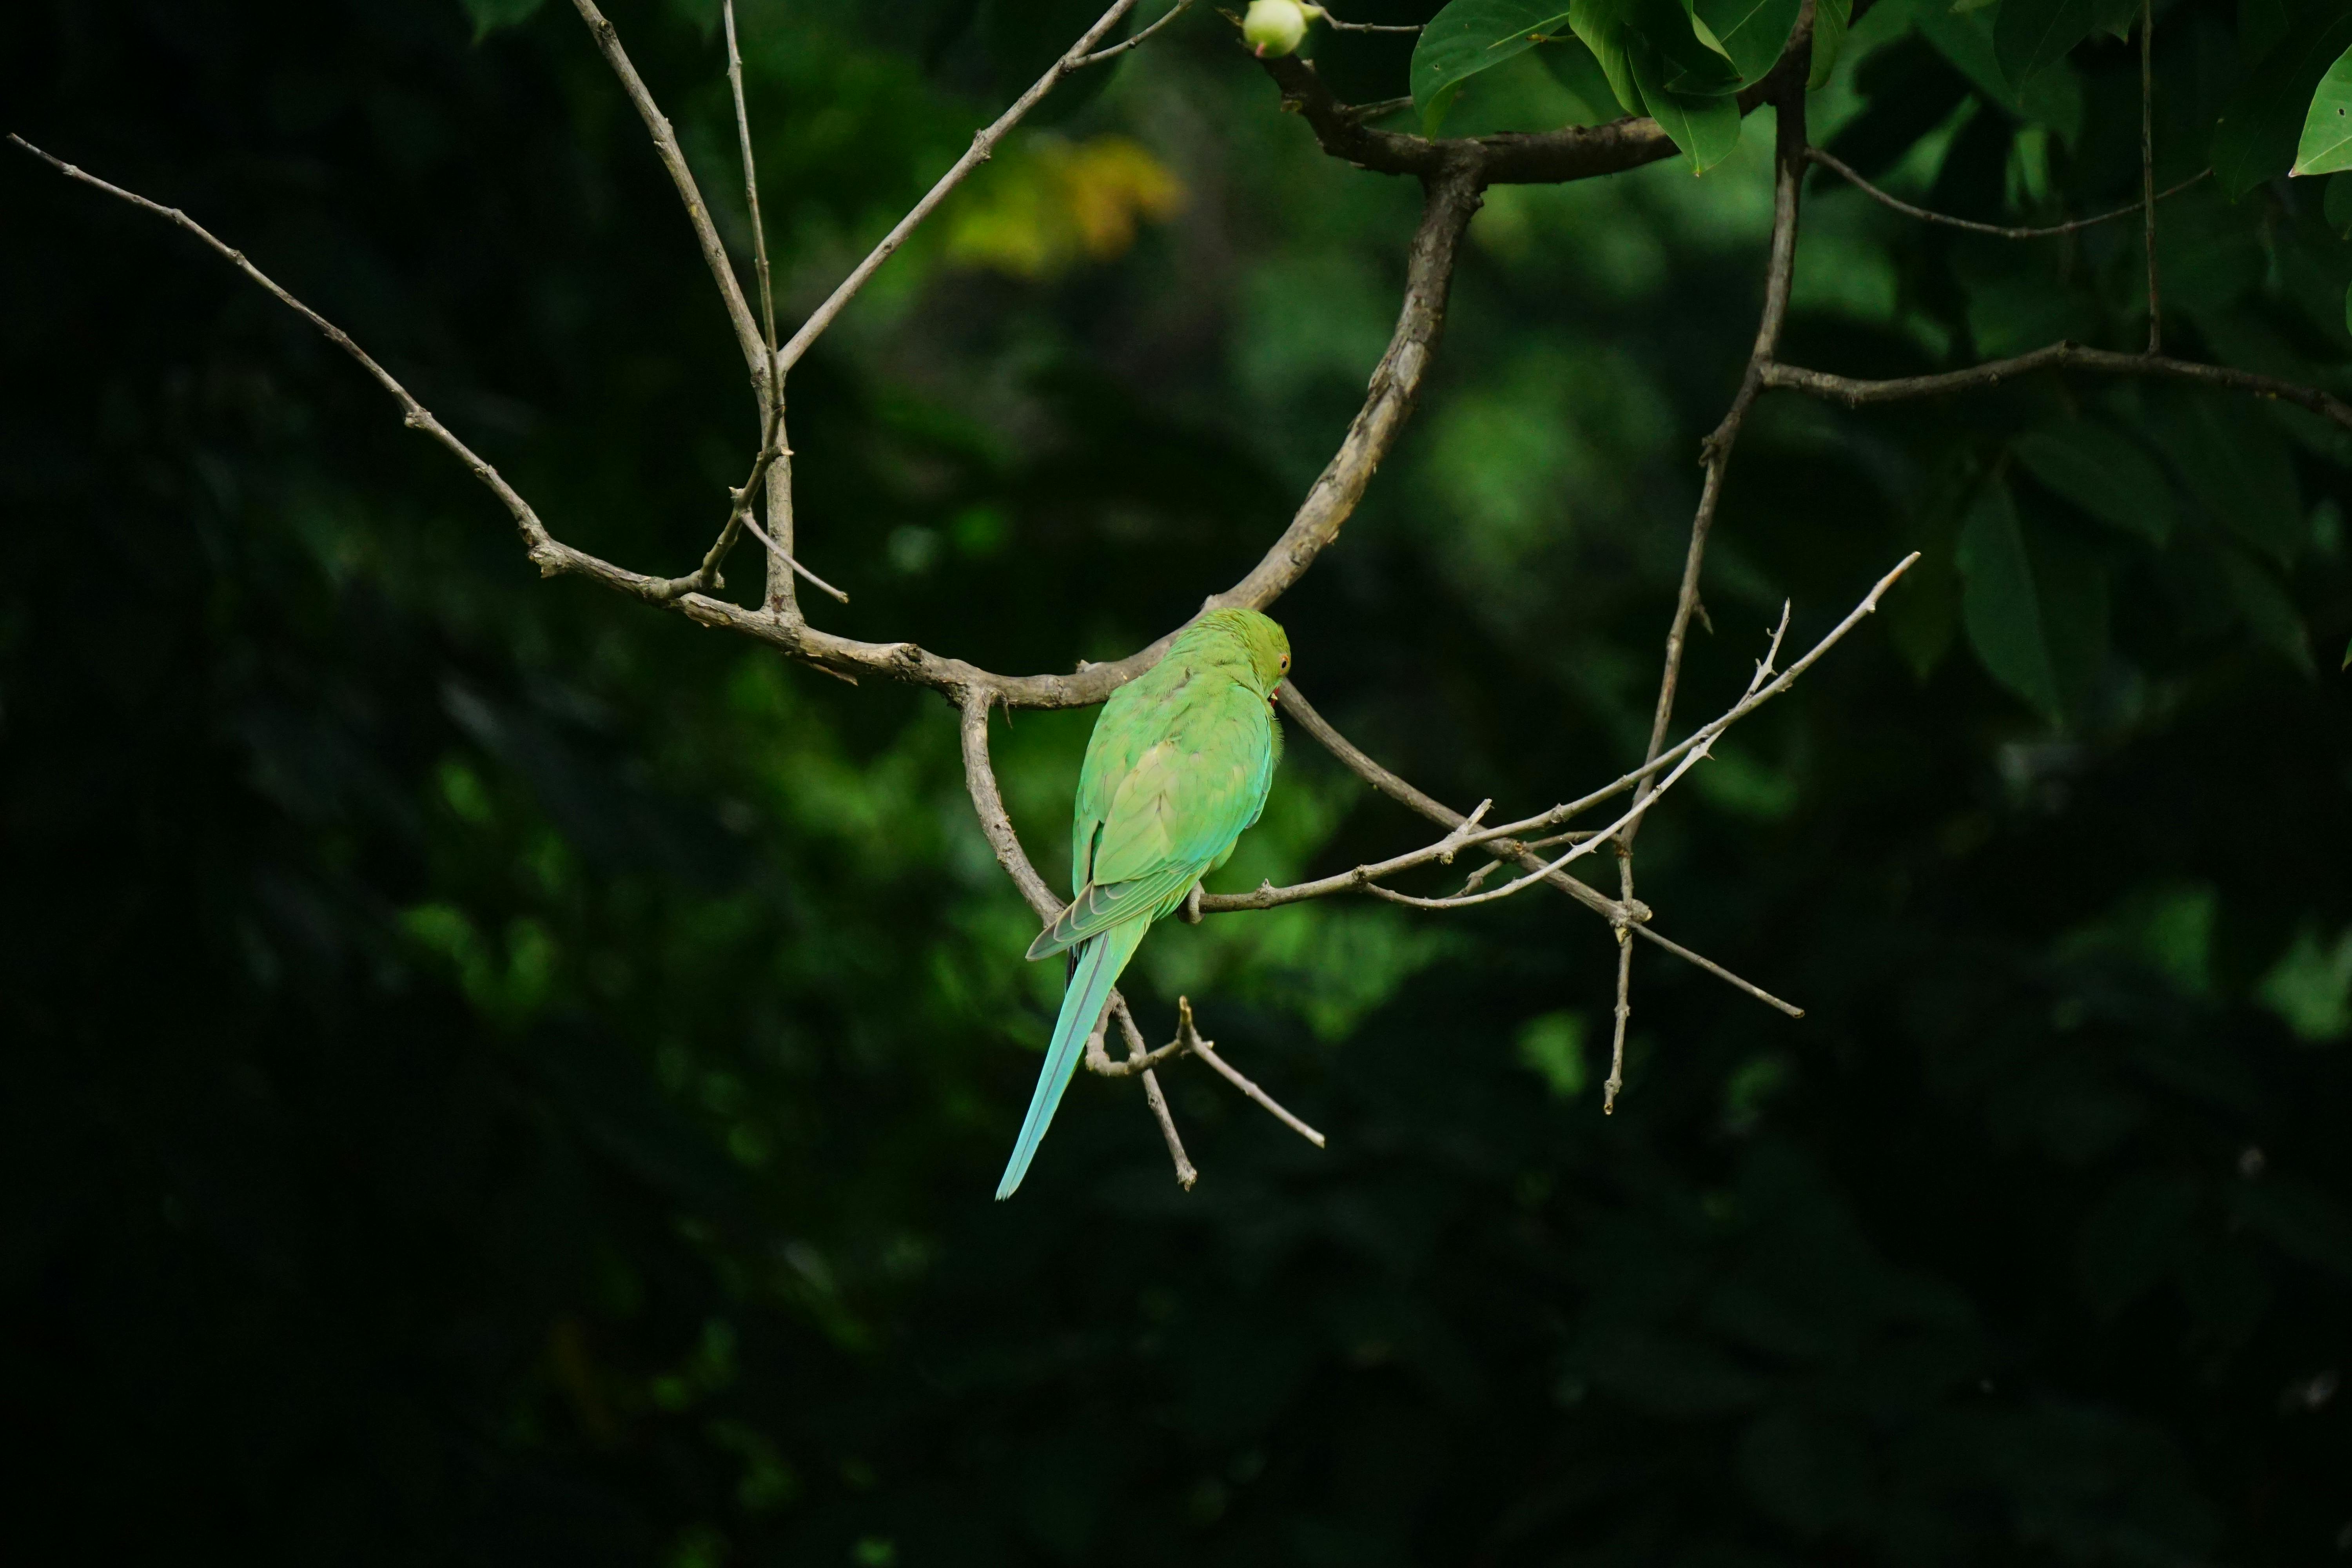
<box><xmin>1088</xmin><ymin>999</ymin><xmax>1189</xmax><ymax>1076</ymax></box>
<box><xmin>958</xmin><ymin>689</ymin><xmax>1061</xmax><ymax>922</ymax></box>
<box><xmin>1760</xmin><ymin>345</ymin><xmax>2352</xmax><ymax>434</ymax></box>
<box><xmin>1092</xmin><ymin>998</ymin><xmax>1326</xmax><ymax>1149</ymax></box>
<box><xmin>1268</xmin><ymin>685</ymin><xmax>1639</xmax><ymax>925</ymax></box>
<box><xmin>1181</xmin><ymin>999</ymin><xmax>1327</xmax><ymax>1148</ymax></box>
<box><xmin>1806</xmin><ymin>148</ymin><xmax>2208</xmax><ymax>240</ymax></box>
<box><xmin>1632</xmin><ymin>924</ymin><xmax>1803</xmax><ymax>1018</ymax></box>
<box><xmin>738</xmin><ymin>511</ymin><xmax>850</xmax><ymax>603</ymax></box>
<box><xmin>717</xmin><ymin>0</ymin><xmax>804</xmax><ymax>619</ymax></box>
<box><xmin>569</xmin><ymin>0</ymin><xmax>766</xmax><ymax>388</ymax></box>
<box><xmin>1314</xmin><ymin>9</ymin><xmax>1422</xmax><ymax>33</ymax></box>
<box><xmin>14</xmin><ymin>100</ymin><xmax>1475</xmax><ymax>711</ymax></box>
<box><xmin>647</xmin><ymin>417</ymin><xmax>779</xmax><ymax>603</ymax></box>
<box><xmin>1115</xmin><ymin>1000</ymin><xmax>1198</xmax><ymax>1189</ymax></box>
<box><xmin>1079</xmin><ymin>0</ymin><xmax>1196</xmax><ymax>66</ymax></box>
<box><xmin>1631</xmin><ymin>66</ymin><xmax>1808</xmax><ymax>842</ymax></box>
<box><xmin>724</xmin><ymin>1</ymin><xmax>778</xmax><ymax>370</ymax></box>
<box><xmin>776</xmin><ymin>0</ymin><xmax>1144</xmax><ymax>377</ymax></box>
<box><xmin>1209</xmin><ymin>164</ymin><xmax>1482</xmax><ymax>610</ymax></box>
<box><xmin>8</xmin><ymin>135</ymin><xmax>568</xmax><ymax>564</ymax></box>
<box><xmin>1212</xmin><ymin>556</ymin><xmax>1912</xmax><ymax>917</ymax></box>
<box><xmin>1604</xmin><ymin>927</ymin><xmax>1632</xmax><ymax>1113</ymax></box>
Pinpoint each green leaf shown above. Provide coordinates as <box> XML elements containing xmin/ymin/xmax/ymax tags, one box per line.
<box><xmin>2213</xmin><ymin>11</ymin><xmax>2352</xmax><ymax>197</ymax></box>
<box><xmin>1916</xmin><ymin>3</ymin><xmax>2084</xmax><ymax>147</ymax></box>
<box><xmin>459</xmin><ymin>0</ymin><xmax>545</xmax><ymax>38</ymax></box>
<box><xmin>1958</xmin><ymin>481</ymin><xmax>2109</xmax><ymax>723</ymax></box>
<box><xmin>2216</xmin><ymin>548</ymin><xmax>2314</xmax><ymax>671</ymax></box>
<box><xmin>2012</xmin><ymin>422</ymin><xmax>2175</xmax><ymax>545</ymax></box>
<box><xmin>1412</xmin><ymin>0</ymin><xmax>1578</xmax><ymax>129</ymax></box>
<box><xmin>1628</xmin><ymin>29</ymin><xmax>1744</xmax><ymax>171</ymax></box>
<box><xmin>2327</xmin><ymin>174</ymin><xmax>2352</xmax><ymax>234</ymax></box>
<box><xmin>2153</xmin><ymin>395</ymin><xmax>2304</xmax><ymax>565</ymax></box>
<box><xmin>2091</xmin><ymin>0</ymin><xmax>2140</xmax><ymax>44</ymax></box>
<box><xmin>1958</xmin><ymin>481</ymin><xmax>2061</xmax><ymax>721</ymax></box>
<box><xmin>1692</xmin><ymin>0</ymin><xmax>1801</xmax><ymax>84</ymax></box>
<box><xmin>1570</xmin><ymin>0</ymin><xmax>1645</xmax><ymax>116</ymax></box>
<box><xmin>1995</xmin><ymin>0</ymin><xmax>2100</xmax><ymax>93</ymax></box>
<box><xmin>1538</xmin><ymin>32</ymin><xmax>1633</xmax><ymax>118</ymax></box>
<box><xmin>2292</xmin><ymin>44</ymin><xmax>2352</xmax><ymax>176</ymax></box>
<box><xmin>1807</xmin><ymin>0</ymin><xmax>1851</xmax><ymax>91</ymax></box>
<box><xmin>1634</xmin><ymin>0</ymin><xmax>1741</xmax><ymax>96</ymax></box>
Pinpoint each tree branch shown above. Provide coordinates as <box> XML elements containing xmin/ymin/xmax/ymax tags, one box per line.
<box><xmin>569</xmin><ymin>0</ymin><xmax>767</xmax><ymax>390</ymax></box>
<box><xmin>1759</xmin><ymin>344</ymin><xmax>2352</xmax><ymax>434</ymax></box>
<box><xmin>1631</xmin><ymin>62</ymin><xmax>1808</xmax><ymax>842</ymax></box>
<box><xmin>7</xmin><ymin>135</ymin><xmax>569</xmax><ymax>566</ymax></box>
<box><xmin>1079</xmin><ymin>0</ymin><xmax>1195</xmax><ymax>66</ymax></box>
<box><xmin>1806</xmin><ymin>147</ymin><xmax>2208</xmax><ymax>240</ymax></box>
<box><xmin>774</xmin><ymin>0</ymin><xmax>1144</xmax><ymax>377</ymax></box>
<box><xmin>1604</xmin><ymin>927</ymin><xmax>1633</xmax><ymax>1113</ymax></box>
<box><xmin>15</xmin><ymin>117</ymin><xmax>1476</xmax><ymax>709</ymax></box>
<box><xmin>1114</xmin><ymin>998</ymin><xmax>1197</xmax><ymax>1189</ymax></box>
<box><xmin>1207</xmin><ymin>162</ymin><xmax>1483</xmax><ymax>611</ymax></box>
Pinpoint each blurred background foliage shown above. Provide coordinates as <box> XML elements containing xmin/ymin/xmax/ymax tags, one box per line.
<box><xmin>4</xmin><ymin>0</ymin><xmax>2351</xmax><ymax>1562</ymax></box>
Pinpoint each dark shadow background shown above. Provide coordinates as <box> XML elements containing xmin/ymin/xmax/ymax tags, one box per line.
<box><xmin>4</xmin><ymin>0</ymin><xmax>2349</xmax><ymax>1563</ymax></box>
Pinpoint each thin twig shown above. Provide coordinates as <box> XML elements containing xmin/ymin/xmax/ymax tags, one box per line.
<box><xmin>1091</xmin><ymin>998</ymin><xmax>1325</xmax><ymax>1149</ymax></box>
<box><xmin>1209</xmin><ymin>558</ymin><xmax>1913</xmax><ymax>915</ymax></box>
<box><xmin>1356</xmin><ymin>741</ymin><xmax>1721</xmax><ymax>911</ymax></box>
<box><xmin>1806</xmin><ymin>147</ymin><xmax>2208</xmax><ymax>240</ymax></box>
<box><xmin>1270</xmin><ymin>685</ymin><xmax>1639</xmax><ymax>924</ymax></box>
<box><xmin>1760</xmin><ymin>345</ymin><xmax>2352</xmax><ymax>434</ymax></box>
<box><xmin>1114</xmin><ymin>1000</ymin><xmax>1198</xmax><ymax>1189</ymax></box>
<box><xmin>1632</xmin><ymin>69</ymin><xmax>1808</xmax><ymax>842</ymax></box>
<box><xmin>1088</xmin><ymin>1004</ymin><xmax>1190</xmax><ymax>1076</ymax></box>
<box><xmin>719</xmin><ymin>0</ymin><xmax>802</xmax><ymax>618</ymax></box>
<box><xmin>724</xmin><ymin>1</ymin><xmax>778</xmax><ymax>370</ymax></box>
<box><xmin>1604</xmin><ymin>928</ymin><xmax>1632</xmax><ymax>1113</ymax></box>
<box><xmin>7</xmin><ymin>134</ymin><xmax>566</xmax><ymax>564</ymax></box>
<box><xmin>649</xmin><ymin>416</ymin><xmax>780</xmax><ymax>601</ymax></box>
<box><xmin>739</xmin><ymin>512</ymin><xmax>850</xmax><ymax>603</ymax></box>
<box><xmin>1632</xmin><ymin>924</ymin><xmax>1803</xmax><ymax>1018</ymax></box>
<box><xmin>2141</xmin><ymin>0</ymin><xmax>2160</xmax><ymax>354</ymax></box>
<box><xmin>1078</xmin><ymin>0</ymin><xmax>1195</xmax><ymax>65</ymax></box>
<box><xmin>777</xmin><ymin>0</ymin><xmax>1143</xmax><ymax>376</ymax></box>
<box><xmin>570</xmin><ymin>0</ymin><xmax>766</xmax><ymax>385</ymax></box>
<box><xmin>1314</xmin><ymin>9</ymin><xmax>1422</xmax><ymax>32</ymax></box>
<box><xmin>1182</xmin><ymin>1002</ymin><xmax>1327</xmax><ymax>1149</ymax></box>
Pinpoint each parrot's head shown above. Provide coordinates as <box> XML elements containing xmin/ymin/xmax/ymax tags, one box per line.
<box><xmin>1184</xmin><ymin>607</ymin><xmax>1290</xmax><ymax>701</ymax></box>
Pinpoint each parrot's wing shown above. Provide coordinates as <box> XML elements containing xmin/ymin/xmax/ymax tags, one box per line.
<box><xmin>1093</xmin><ymin>700</ymin><xmax>1272</xmax><ymax>874</ymax></box>
<box><xmin>1071</xmin><ymin>676</ymin><xmax>1170</xmax><ymax>889</ymax></box>
<box><xmin>1025</xmin><ymin>862</ymin><xmax>1200</xmax><ymax>961</ymax></box>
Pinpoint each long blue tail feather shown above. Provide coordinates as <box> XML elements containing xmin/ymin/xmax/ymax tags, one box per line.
<box><xmin>995</xmin><ymin>920</ymin><xmax>1148</xmax><ymax>1200</ymax></box>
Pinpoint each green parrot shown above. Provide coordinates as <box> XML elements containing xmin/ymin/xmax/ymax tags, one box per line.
<box><xmin>995</xmin><ymin>608</ymin><xmax>1292</xmax><ymax>1200</ymax></box>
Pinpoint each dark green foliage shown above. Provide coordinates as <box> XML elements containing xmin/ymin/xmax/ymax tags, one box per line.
<box><xmin>3</xmin><ymin>0</ymin><xmax>2350</xmax><ymax>1564</ymax></box>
